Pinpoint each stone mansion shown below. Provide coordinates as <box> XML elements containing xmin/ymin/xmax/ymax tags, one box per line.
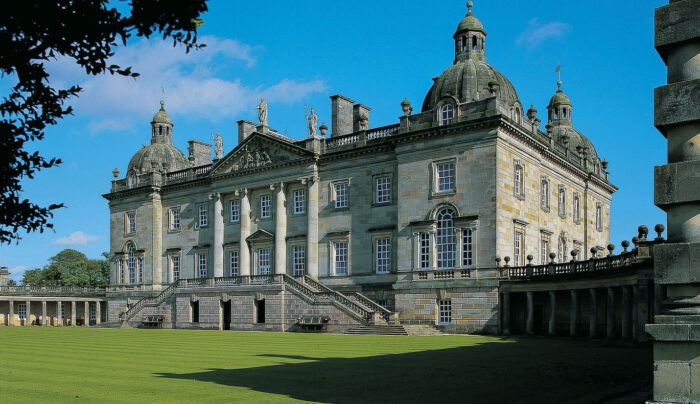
<box><xmin>97</xmin><ymin>3</ymin><xmax>617</xmax><ymax>333</ymax></box>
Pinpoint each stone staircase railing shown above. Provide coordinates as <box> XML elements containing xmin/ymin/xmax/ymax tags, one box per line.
<box><xmin>121</xmin><ymin>280</ymin><xmax>180</xmax><ymax>322</ymax></box>
<box><xmin>288</xmin><ymin>275</ymin><xmax>373</xmax><ymax>323</ymax></box>
<box><xmin>345</xmin><ymin>292</ymin><xmax>394</xmax><ymax>323</ymax></box>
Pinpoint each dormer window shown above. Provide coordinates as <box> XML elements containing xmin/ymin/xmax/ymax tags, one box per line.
<box><xmin>440</xmin><ymin>104</ymin><xmax>454</xmax><ymax>126</ymax></box>
<box><xmin>127</xmin><ymin>173</ymin><xmax>136</xmax><ymax>189</ymax></box>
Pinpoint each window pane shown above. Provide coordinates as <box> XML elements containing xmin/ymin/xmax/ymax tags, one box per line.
<box><xmin>462</xmin><ymin>229</ymin><xmax>473</xmax><ymax>268</ymax></box>
<box><xmin>293</xmin><ymin>246</ymin><xmax>305</xmax><ymax>276</ymax></box>
<box><xmin>170</xmin><ymin>208</ymin><xmax>180</xmax><ymax>230</ymax></box>
<box><xmin>230</xmin><ymin>200</ymin><xmax>240</xmax><ymax>222</ymax></box>
<box><xmin>294</xmin><ymin>190</ymin><xmax>305</xmax><ymax>214</ymax></box>
<box><xmin>438</xmin><ymin>300</ymin><xmax>451</xmax><ymax>324</ymax></box>
<box><xmin>335</xmin><ymin>183</ymin><xmax>348</xmax><ymax>208</ymax></box>
<box><xmin>335</xmin><ymin>242</ymin><xmax>348</xmax><ymax>275</ymax></box>
<box><xmin>230</xmin><ymin>251</ymin><xmax>239</xmax><ymax>276</ymax></box>
<box><xmin>437</xmin><ymin>209</ymin><xmax>456</xmax><ymax>269</ymax></box>
<box><xmin>514</xmin><ymin>231</ymin><xmax>523</xmax><ymax>266</ymax></box>
<box><xmin>260</xmin><ymin>195</ymin><xmax>271</xmax><ymax>218</ymax></box>
<box><xmin>198</xmin><ymin>205</ymin><xmax>208</xmax><ymax>227</ymax></box>
<box><xmin>376</xmin><ymin>238</ymin><xmax>391</xmax><ymax>273</ymax></box>
<box><xmin>198</xmin><ymin>254</ymin><xmax>207</xmax><ymax>278</ymax></box>
<box><xmin>420</xmin><ymin>233</ymin><xmax>430</xmax><ymax>270</ymax></box>
<box><xmin>172</xmin><ymin>256</ymin><xmax>180</xmax><ymax>281</ymax></box>
<box><xmin>258</xmin><ymin>249</ymin><xmax>271</xmax><ymax>274</ymax></box>
<box><xmin>437</xmin><ymin>163</ymin><xmax>455</xmax><ymax>192</ymax></box>
<box><xmin>376</xmin><ymin>177</ymin><xmax>391</xmax><ymax>204</ymax></box>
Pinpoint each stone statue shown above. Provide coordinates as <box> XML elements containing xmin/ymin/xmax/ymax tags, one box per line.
<box><xmin>254</xmin><ymin>97</ymin><xmax>268</xmax><ymax>126</ymax></box>
<box><xmin>211</xmin><ymin>131</ymin><xmax>223</xmax><ymax>159</ymax></box>
<box><xmin>305</xmin><ymin>105</ymin><xmax>318</xmax><ymax>138</ymax></box>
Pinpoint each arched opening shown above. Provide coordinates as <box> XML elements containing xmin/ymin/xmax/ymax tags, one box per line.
<box><xmin>440</xmin><ymin>104</ymin><xmax>454</xmax><ymax>126</ymax></box>
<box><xmin>436</xmin><ymin>208</ymin><xmax>456</xmax><ymax>269</ymax></box>
<box><xmin>563</xmin><ymin>109</ymin><xmax>567</xmax><ymax>119</ymax></box>
<box><xmin>462</xmin><ymin>36</ymin><xmax>467</xmax><ymax>51</ymax></box>
<box><xmin>472</xmin><ymin>36</ymin><xmax>477</xmax><ymax>50</ymax></box>
<box><xmin>159</xmin><ymin>126</ymin><xmax>163</xmax><ymax>136</ymax></box>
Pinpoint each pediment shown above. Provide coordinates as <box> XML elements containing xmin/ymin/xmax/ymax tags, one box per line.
<box><xmin>210</xmin><ymin>132</ymin><xmax>313</xmax><ymax>175</ymax></box>
<box><xmin>246</xmin><ymin>229</ymin><xmax>275</xmax><ymax>243</ymax></box>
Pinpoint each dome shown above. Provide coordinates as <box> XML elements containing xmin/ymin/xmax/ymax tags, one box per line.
<box><xmin>455</xmin><ymin>13</ymin><xmax>485</xmax><ymax>37</ymax></box>
<box><xmin>548</xmin><ymin>82</ymin><xmax>572</xmax><ymax>107</ymax></box>
<box><xmin>422</xmin><ymin>59</ymin><xmax>521</xmax><ymax>112</ymax></box>
<box><xmin>151</xmin><ymin>101</ymin><xmax>172</xmax><ymax>125</ymax></box>
<box><xmin>127</xmin><ymin>142</ymin><xmax>190</xmax><ymax>174</ymax></box>
<box><xmin>550</xmin><ymin>125</ymin><xmax>599</xmax><ymax>161</ymax></box>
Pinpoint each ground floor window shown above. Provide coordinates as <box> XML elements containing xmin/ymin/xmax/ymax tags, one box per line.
<box><xmin>18</xmin><ymin>303</ymin><xmax>26</xmax><ymax>320</ymax></box>
<box><xmin>292</xmin><ymin>246</ymin><xmax>305</xmax><ymax>277</ymax></box>
<box><xmin>375</xmin><ymin>238</ymin><xmax>391</xmax><ymax>274</ymax></box>
<box><xmin>438</xmin><ymin>300</ymin><xmax>451</xmax><ymax>325</ymax></box>
<box><xmin>334</xmin><ymin>242</ymin><xmax>348</xmax><ymax>275</ymax></box>
<box><xmin>258</xmin><ymin>249</ymin><xmax>271</xmax><ymax>275</ymax></box>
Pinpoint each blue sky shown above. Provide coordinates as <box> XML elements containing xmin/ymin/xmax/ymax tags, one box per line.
<box><xmin>1</xmin><ymin>0</ymin><xmax>669</xmax><ymax>281</ymax></box>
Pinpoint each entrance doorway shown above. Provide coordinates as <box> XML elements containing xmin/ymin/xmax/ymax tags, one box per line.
<box><xmin>223</xmin><ymin>300</ymin><xmax>231</xmax><ymax>330</ymax></box>
<box><xmin>254</xmin><ymin>299</ymin><xmax>265</xmax><ymax>324</ymax></box>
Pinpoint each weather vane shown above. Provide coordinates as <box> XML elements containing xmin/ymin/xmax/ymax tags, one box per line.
<box><xmin>160</xmin><ymin>85</ymin><xmax>165</xmax><ymax>103</ymax></box>
<box><xmin>555</xmin><ymin>64</ymin><xmax>563</xmax><ymax>83</ymax></box>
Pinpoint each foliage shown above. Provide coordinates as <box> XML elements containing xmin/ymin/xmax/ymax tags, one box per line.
<box><xmin>21</xmin><ymin>248</ymin><xmax>110</xmax><ymax>287</ymax></box>
<box><xmin>0</xmin><ymin>0</ymin><xmax>208</xmax><ymax>244</ymax></box>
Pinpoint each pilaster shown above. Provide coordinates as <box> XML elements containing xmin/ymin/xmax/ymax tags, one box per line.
<box><xmin>306</xmin><ymin>176</ymin><xmax>319</xmax><ymax>278</ymax></box>
<box><xmin>275</xmin><ymin>182</ymin><xmax>287</xmax><ymax>275</ymax></box>
<box><xmin>239</xmin><ymin>189</ymin><xmax>251</xmax><ymax>276</ymax></box>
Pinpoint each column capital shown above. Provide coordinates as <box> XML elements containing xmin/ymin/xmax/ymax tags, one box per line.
<box><xmin>208</xmin><ymin>192</ymin><xmax>221</xmax><ymax>201</ymax></box>
<box><xmin>235</xmin><ymin>188</ymin><xmax>248</xmax><ymax>197</ymax></box>
<box><xmin>301</xmin><ymin>175</ymin><xmax>319</xmax><ymax>186</ymax></box>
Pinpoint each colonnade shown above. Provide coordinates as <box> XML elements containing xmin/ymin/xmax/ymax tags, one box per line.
<box><xmin>211</xmin><ymin>176</ymin><xmax>319</xmax><ymax>278</ymax></box>
<box><xmin>501</xmin><ymin>281</ymin><xmax>653</xmax><ymax>341</ymax></box>
<box><xmin>0</xmin><ymin>299</ymin><xmax>103</xmax><ymax>327</ymax></box>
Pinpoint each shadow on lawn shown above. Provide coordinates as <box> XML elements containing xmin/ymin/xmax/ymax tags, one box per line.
<box><xmin>155</xmin><ymin>338</ymin><xmax>651</xmax><ymax>403</ymax></box>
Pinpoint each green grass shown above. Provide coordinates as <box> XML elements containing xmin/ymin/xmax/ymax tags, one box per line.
<box><xmin>0</xmin><ymin>328</ymin><xmax>651</xmax><ymax>403</ymax></box>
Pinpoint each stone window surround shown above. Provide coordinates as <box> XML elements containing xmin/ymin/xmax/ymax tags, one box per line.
<box><xmin>557</xmin><ymin>184</ymin><xmax>567</xmax><ymax>219</ymax></box>
<box><xmin>513</xmin><ymin>158</ymin><xmax>525</xmax><ymax>200</ymax></box>
<box><xmin>572</xmin><ymin>192</ymin><xmax>582</xmax><ymax>225</ymax></box>
<box><xmin>435</xmin><ymin>98</ymin><xmax>458</xmax><ymax>127</ymax></box>
<box><xmin>411</xmin><ymin>214</ymin><xmax>478</xmax><ymax>271</ymax></box>
<box><xmin>292</xmin><ymin>188</ymin><xmax>306</xmax><ymax>215</ymax></box>
<box><xmin>251</xmin><ymin>241</ymin><xmax>274</xmax><ymax>275</ymax></box>
<box><xmin>166</xmin><ymin>248</ymin><xmax>181</xmax><ymax>283</ymax></box>
<box><xmin>168</xmin><ymin>206</ymin><xmax>181</xmax><ymax>232</ymax></box>
<box><xmin>327</xmin><ymin>231</ymin><xmax>351</xmax><ymax>277</ymax></box>
<box><xmin>114</xmin><ymin>244</ymin><xmax>145</xmax><ymax>285</ymax></box>
<box><xmin>513</xmin><ymin>219</ymin><xmax>527</xmax><ymax>266</ymax></box>
<box><xmin>540</xmin><ymin>229</ymin><xmax>553</xmax><ymax>265</ymax></box>
<box><xmin>330</xmin><ymin>179</ymin><xmax>350</xmax><ymax>210</ymax></box>
<box><xmin>595</xmin><ymin>202</ymin><xmax>603</xmax><ymax>232</ymax></box>
<box><xmin>370</xmin><ymin>229</ymin><xmax>394</xmax><ymax>274</ymax></box>
<box><xmin>372</xmin><ymin>173</ymin><xmax>393</xmax><ymax>206</ymax></box>
<box><xmin>124</xmin><ymin>211</ymin><xmax>136</xmax><ymax>236</ymax></box>
<box><xmin>223</xmin><ymin>243</ymin><xmax>240</xmax><ymax>277</ymax></box>
<box><xmin>229</xmin><ymin>198</ymin><xmax>241</xmax><ymax>223</ymax></box>
<box><xmin>430</xmin><ymin>157</ymin><xmax>458</xmax><ymax>198</ymax></box>
<box><xmin>286</xmin><ymin>236</ymin><xmax>307</xmax><ymax>276</ymax></box>
<box><xmin>540</xmin><ymin>175</ymin><xmax>551</xmax><ymax>212</ymax></box>
<box><xmin>193</xmin><ymin>246</ymin><xmax>209</xmax><ymax>279</ymax></box>
<box><xmin>196</xmin><ymin>203</ymin><xmax>208</xmax><ymax>229</ymax></box>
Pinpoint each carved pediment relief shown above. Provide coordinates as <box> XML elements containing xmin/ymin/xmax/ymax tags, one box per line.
<box><xmin>246</xmin><ymin>229</ymin><xmax>275</xmax><ymax>243</ymax></box>
<box><xmin>211</xmin><ymin>133</ymin><xmax>312</xmax><ymax>175</ymax></box>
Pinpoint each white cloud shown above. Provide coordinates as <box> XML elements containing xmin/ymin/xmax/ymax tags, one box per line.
<box><xmin>44</xmin><ymin>35</ymin><xmax>326</xmax><ymax>131</ymax></box>
<box><xmin>516</xmin><ymin>18</ymin><xmax>571</xmax><ymax>50</ymax></box>
<box><xmin>49</xmin><ymin>231</ymin><xmax>99</xmax><ymax>246</ymax></box>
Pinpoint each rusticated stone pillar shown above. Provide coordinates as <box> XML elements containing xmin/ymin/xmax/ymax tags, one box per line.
<box><xmin>646</xmin><ymin>2</ymin><xmax>700</xmax><ymax>402</ymax></box>
<box><xmin>275</xmin><ymin>183</ymin><xmax>287</xmax><ymax>275</ymax></box>
<box><xmin>239</xmin><ymin>189</ymin><xmax>251</xmax><ymax>276</ymax></box>
<box><xmin>526</xmin><ymin>292</ymin><xmax>534</xmax><ymax>335</ymax></box>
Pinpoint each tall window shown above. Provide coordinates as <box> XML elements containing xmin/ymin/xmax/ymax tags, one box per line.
<box><xmin>137</xmin><ymin>258</ymin><xmax>143</xmax><ymax>284</ymax></box>
<box><xmin>541</xmin><ymin>239</ymin><xmax>549</xmax><ymax>265</ymax></box>
<box><xmin>514</xmin><ymin>164</ymin><xmax>524</xmax><ymax>198</ymax></box>
<box><xmin>514</xmin><ymin>230</ymin><xmax>524</xmax><ymax>266</ymax></box>
<box><xmin>596</xmin><ymin>203</ymin><xmax>603</xmax><ymax>231</ymax></box>
<box><xmin>127</xmin><ymin>173</ymin><xmax>136</xmax><ymax>188</ymax></box>
<box><xmin>437</xmin><ymin>163</ymin><xmax>455</xmax><ymax>193</ymax></box>
<box><xmin>89</xmin><ymin>304</ymin><xmax>96</xmax><ymax>321</ymax></box>
<box><xmin>558</xmin><ymin>186</ymin><xmax>566</xmax><ymax>218</ymax></box>
<box><xmin>438</xmin><ymin>300</ymin><xmax>452</xmax><ymax>324</ymax></box>
<box><xmin>293</xmin><ymin>190</ymin><xmax>305</xmax><ymax>214</ymax></box>
<box><xmin>462</xmin><ymin>228</ymin><xmax>474</xmax><ymax>268</ymax></box>
<box><xmin>375</xmin><ymin>238</ymin><xmax>391</xmax><ymax>274</ymax></box>
<box><xmin>171</xmin><ymin>256</ymin><xmax>180</xmax><ymax>282</ymax></box>
<box><xmin>292</xmin><ymin>246</ymin><xmax>305</xmax><ymax>276</ymax></box>
<box><xmin>419</xmin><ymin>233</ymin><xmax>430</xmax><ymax>270</ymax></box>
<box><xmin>127</xmin><ymin>212</ymin><xmax>136</xmax><ymax>234</ymax></box>
<box><xmin>440</xmin><ymin>104</ymin><xmax>454</xmax><ymax>126</ymax></box>
<box><xmin>573</xmin><ymin>194</ymin><xmax>581</xmax><ymax>223</ymax></box>
<box><xmin>230</xmin><ymin>251</ymin><xmax>239</xmax><ymax>276</ymax></box>
<box><xmin>334</xmin><ymin>183</ymin><xmax>348</xmax><ymax>209</ymax></box>
<box><xmin>230</xmin><ymin>200</ymin><xmax>240</xmax><ymax>222</ymax></box>
<box><xmin>198</xmin><ymin>205</ymin><xmax>208</xmax><ymax>227</ymax></box>
<box><xmin>436</xmin><ymin>209</ymin><xmax>456</xmax><ymax>269</ymax></box>
<box><xmin>260</xmin><ymin>195</ymin><xmax>271</xmax><ymax>219</ymax></box>
<box><xmin>127</xmin><ymin>244</ymin><xmax>136</xmax><ymax>284</ymax></box>
<box><xmin>258</xmin><ymin>249</ymin><xmax>271</xmax><ymax>275</ymax></box>
<box><xmin>18</xmin><ymin>303</ymin><xmax>26</xmax><ymax>320</ymax></box>
<box><xmin>197</xmin><ymin>253</ymin><xmax>207</xmax><ymax>278</ymax></box>
<box><xmin>376</xmin><ymin>177</ymin><xmax>391</xmax><ymax>204</ymax></box>
<box><xmin>558</xmin><ymin>237</ymin><xmax>567</xmax><ymax>263</ymax></box>
<box><xmin>334</xmin><ymin>242</ymin><xmax>348</xmax><ymax>275</ymax></box>
<box><xmin>169</xmin><ymin>207</ymin><xmax>180</xmax><ymax>230</ymax></box>
<box><xmin>541</xmin><ymin>179</ymin><xmax>549</xmax><ymax>210</ymax></box>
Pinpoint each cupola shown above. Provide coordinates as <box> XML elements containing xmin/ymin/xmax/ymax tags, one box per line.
<box><xmin>547</xmin><ymin>80</ymin><xmax>573</xmax><ymax>127</ymax></box>
<box><xmin>151</xmin><ymin>100</ymin><xmax>174</xmax><ymax>145</ymax></box>
<box><xmin>454</xmin><ymin>1</ymin><xmax>487</xmax><ymax>63</ymax></box>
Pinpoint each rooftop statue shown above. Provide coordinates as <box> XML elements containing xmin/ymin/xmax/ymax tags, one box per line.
<box><xmin>211</xmin><ymin>131</ymin><xmax>223</xmax><ymax>159</ymax></box>
<box><xmin>254</xmin><ymin>97</ymin><xmax>268</xmax><ymax>126</ymax></box>
<box><xmin>305</xmin><ymin>105</ymin><xmax>318</xmax><ymax>138</ymax></box>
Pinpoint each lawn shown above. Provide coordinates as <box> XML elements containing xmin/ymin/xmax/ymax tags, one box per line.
<box><xmin>0</xmin><ymin>328</ymin><xmax>651</xmax><ymax>403</ymax></box>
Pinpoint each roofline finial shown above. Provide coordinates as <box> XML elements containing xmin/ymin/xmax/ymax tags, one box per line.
<box><xmin>467</xmin><ymin>0</ymin><xmax>474</xmax><ymax>15</ymax></box>
<box><xmin>555</xmin><ymin>64</ymin><xmax>563</xmax><ymax>91</ymax></box>
<box><xmin>160</xmin><ymin>84</ymin><xmax>165</xmax><ymax>108</ymax></box>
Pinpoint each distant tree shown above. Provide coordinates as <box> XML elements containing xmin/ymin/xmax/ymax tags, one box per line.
<box><xmin>0</xmin><ymin>0</ymin><xmax>208</xmax><ymax>244</ymax></box>
<box><xmin>7</xmin><ymin>279</ymin><xmax>17</xmax><ymax>286</ymax></box>
<box><xmin>21</xmin><ymin>248</ymin><xmax>111</xmax><ymax>287</ymax></box>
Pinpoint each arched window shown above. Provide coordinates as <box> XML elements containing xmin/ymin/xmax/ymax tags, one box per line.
<box><xmin>436</xmin><ymin>208</ymin><xmax>456</xmax><ymax>269</ymax></box>
<box><xmin>514</xmin><ymin>107</ymin><xmax>521</xmax><ymax>124</ymax></box>
<box><xmin>540</xmin><ymin>179</ymin><xmax>549</xmax><ymax>209</ymax></box>
<box><xmin>472</xmin><ymin>36</ymin><xmax>477</xmax><ymax>50</ymax></box>
<box><xmin>127</xmin><ymin>173</ymin><xmax>136</xmax><ymax>189</ymax></box>
<box><xmin>558</xmin><ymin>186</ymin><xmax>566</xmax><ymax>218</ymax></box>
<box><xmin>462</xmin><ymin>36</ymin><xmax>467</xmax><ymax>51</ymax></box>
<box><xmin>514</xmin><ymin>164</ymin><xmax>523</xmax><ymax>197</ymax></box>
<box><xmin>557</xmin><ymin>236</ymin><xmax>567</xmax><ymax>263</ymax></box>
<box><xmin>127</xmin><ymin>243</ymin><xmax>136</xmax><ymax>285</ymax></box>
<box><xmin>573</xmin><ymin>194</ymin><xmax>581</xmax><ymax>222</ymax></box>
<box><xmin>440</xmin><ymin>104</ymin><xmax>454</xmax><ymax>126</ymax></box>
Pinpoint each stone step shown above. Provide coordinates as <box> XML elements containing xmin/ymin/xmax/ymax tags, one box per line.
<box><xmin>344</xmin><ymin>325</ymin><xmax>408</xmax><ymax>336</ymax></box>
<box><xmin>402</xmin><ymin>325</ymin><xmax>446</xmax><ymax>336</ymax></box>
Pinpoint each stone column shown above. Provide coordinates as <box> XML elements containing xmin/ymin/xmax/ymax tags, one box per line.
<box><xmin>41</xmin><ymin>300</ymin><xmax>47</xmax><ymax>326</ymax></box>
<box><xmin>526</xmin><ymin>291</ymin><xmax>534</xmax><ymax>335</ymax></box>
<box><xmin>96</xmin><ymin>301</ymin><xmax>101</xmax><ymax>325</ymax></box>
<box><xmin>548</xmin><ymin>291</ymin><xmax>556</xmax><ymax>336</ymax></box>
<box><xmin>606</xmin><ymin>287</ymin><xmax>615</xmax><ymax>339</ymax></box>
<box><xmin>455</xmin><ymin>228</ymin><xmax>463</xmax><ymax>269</ymax></box>
<box><xmin>622</xmin><ymin>286</ymin><xmax>631</xmax><ymax>340</ymax></box>
<box><xmin>589</xmin><ymin>289</ymin><xmax>598</xmax><ymax>338</ymax></box>
<box><xmin>430</xmin><ymin>230</ymin><xmax>438</xmax><ymax>270</ymax></box>
<box><xmin>239</xmin><ymin>189</ymin><xmax>251</xmax><ymax>276</ymax></box>
<box><xmin>57</xmin><ymin>301</ymin><xmax>63</xmax><ymax>327</ymax></box>
<box><xmin>212</xmin><ymin>193</ymin><xmax>224</xmax><ymax>278</ymax></box>
<box><xmin>306</xmin><ymin>177</ymin><xmax>319</xmax><ymax>278</ymax></box>
<box><xmin>502</xmin><ymin>291</ymin><xmax>511</xmax><ymax>336</ymax></box>
<box><xmin>646</xmin><ymin>2</ymin><xmax>700</xmax><ymax>402</ymax></box>
<box><xmin>25</xmin><ymin>300</ymin><xmax>31</xmax><ymax>326</ymax></box>
<box><xmin>275</xmin><ymin>182</ymin><xmax>287</xmax><ymax>275</ymax></box>
<box><xmin>8</xmin><ymin>300</ymin><xmax>13</xmax><ymax>327</ymax></box>
<box><xmin>412</xmin><ymin>232</ymin><xmax>420</xmax><ymax>270</ymax></box>
<box><xmin>71</xmin><ymin>301</ymin><xmax>76</xmax><ymax>327</ymax></box>
<box><xmin>570</xmin><ymin>290</ymin><xmax>579</xmax><ymax>337</ymax></box>
<box><xmin>84</xmin><ymin>301</ymin><xmax>90</xmax><ymax>326</ymax></box>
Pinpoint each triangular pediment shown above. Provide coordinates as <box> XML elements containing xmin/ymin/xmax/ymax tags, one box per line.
<box><xmin>246</xmin><ymin>229</ymin><xmax>275</xmax><ymax>243</ymax></box>
<box><xmin>210</xmin><ymin>132</ymin><xmax>313</xmax><ymax>175</ymax></box>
